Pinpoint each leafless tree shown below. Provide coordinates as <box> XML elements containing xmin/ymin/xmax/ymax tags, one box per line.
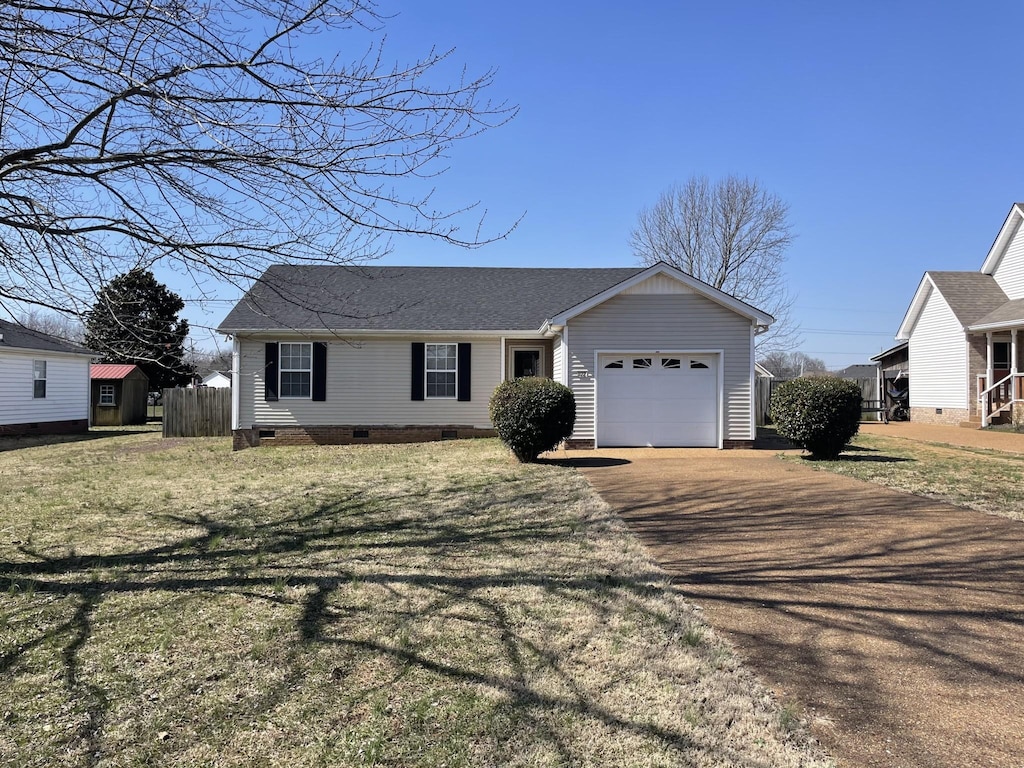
<box><xmin>0</xmin><ymin>0</ymin><xmax>516</xmax><ymax>319</ymax></box>
<box><xmin>630</xmin><ymin>175</ymin><xmax>797</xmax><ymax>355</ymax></box>
<box><xmin>758</xmin><ymin>350</ymin><xmax>828</xmax><ymax>379</ymax></box>
<box><xmin>15</xmin><ymin>308</ymin><xmax>84</xmax><ymax>343</ymax></box>
<box><xmin>187</xmin><ymin>346</ymin><xmax>234</xmax><ymax>377</ymax></box>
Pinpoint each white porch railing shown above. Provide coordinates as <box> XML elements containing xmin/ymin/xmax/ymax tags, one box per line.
<box><xmin>978</xmin><ymin>372</ymin><xmax>1024</xmax><ymax>427</ymax></box>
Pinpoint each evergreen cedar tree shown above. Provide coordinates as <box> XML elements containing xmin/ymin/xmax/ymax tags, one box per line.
<box><xmin>84</xmin><ymin>270</ymin><xmax>195</xmax><ymax>390</ymax></box>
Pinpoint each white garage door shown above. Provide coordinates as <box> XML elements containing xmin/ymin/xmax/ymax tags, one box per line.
<box><xmin>597</xmin><ymin>354</ymin><xmax>718</xmax><ymax>447</ymax></box>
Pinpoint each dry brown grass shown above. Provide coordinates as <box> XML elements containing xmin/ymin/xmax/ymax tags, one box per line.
<box><xmin>0</xmin><ymin>430</ymin><xmax>833</xmax><ymax>767</ymax></box>
<box><xmin>790</xmin><ymin>433</ymin><xmax>1024</xmax><ymax>522</ymax></box>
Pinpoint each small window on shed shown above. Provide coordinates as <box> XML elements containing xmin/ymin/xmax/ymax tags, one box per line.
<box><xmin>632</xmin><ymin>358</ymin><xmax>652</xmax><ymax>369</ymax></box>
<box><xmin>99</xmin><ymin>384</ymin><xmax>116</xmax><ymax>406</ymax></box>
<box><xmin>689</xmin><ymin>359</ymin><xmax>709</xmax><ymax>369</ymax></box>
<box><xmin>661</xmin><ymin>358</ymin><xmax>681</xmax><ymax>369</ymax></box>
<box><xmin>603</xmin><ymin>359</ymin><xmax>624</xmax><ymax>369</ymax></box>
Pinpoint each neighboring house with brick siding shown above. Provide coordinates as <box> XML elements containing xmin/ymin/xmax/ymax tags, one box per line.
<box><xmin>0</xmin><ymin>319</ymin><xmax>93</xmax><ymax>436</ymax></box>
<box><xmin>896</xmin><ymin>203</ymin><xmax>1024</xmax><ymax>426</ymax></box>
<box><xmin>218</xmin><ymin>262</ymin><xmax>773</xmax><ymax>450</ymax></box>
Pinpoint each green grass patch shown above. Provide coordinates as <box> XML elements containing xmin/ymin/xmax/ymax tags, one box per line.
<box><xmin>785</xmin><ymin>433</ymin><xmax>1024</xmax><ymax>522</ymax></box>
<box><xmin>0</xmin><ymin>433</ymin><xmax>832</xmax><ymax>767</ymax></box>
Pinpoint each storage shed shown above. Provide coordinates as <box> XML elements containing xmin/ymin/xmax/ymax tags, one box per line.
<box><xmin>91</xmin><ymin>364</ymin><xmax>149</xmax><ymax>426</ymax></box>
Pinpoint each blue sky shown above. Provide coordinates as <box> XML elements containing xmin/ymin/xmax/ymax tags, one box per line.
<box><xmin>187</xmin><ymin>1</ymin><xmax>1024</xmax><ymax>367</ymax></box>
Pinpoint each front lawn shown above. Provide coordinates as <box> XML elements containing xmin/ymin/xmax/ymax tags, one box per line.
<box><xmin>789</xmin><ymin>433</ymin><xmax>1024</xmax><ymax>522</ymax></box>
<box><xmin>0</xmin><ymin>433</ymin><xmax>831</xmax><ymax>767</ymax></box>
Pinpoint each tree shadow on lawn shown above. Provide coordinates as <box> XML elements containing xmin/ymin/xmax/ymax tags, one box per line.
<box><xmin>0</xmin><ymin>473</ymin><xmax>759</xmax><ymax>767</ymax></box>
<box><xmin>580</xmin><ymin>458</ymin><xmax>1024</xmax><ymax>768</ymax></box>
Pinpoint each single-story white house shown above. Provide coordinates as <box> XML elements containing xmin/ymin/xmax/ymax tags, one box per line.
<box><xmin>201</xmin><ymin>371</ymin><xmax>232</xmax><ymax>388</ymax></box>
<box><xmin>218</xmin><ymin>262</ymin><xmax>773</xmax><ymax>450</ymax></box>
<box><xmin>896</xmin><ymin>203</ymin><xmax>1024</xmax><ymax>426</ymax></box>
<box><xmin>0</xmin><ymin>319</ymin><xmax>93</xmax><ymax>436</ymax></box>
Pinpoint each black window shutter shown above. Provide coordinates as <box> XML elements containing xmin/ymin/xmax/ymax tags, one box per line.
<box><xmin>457</xmin><ymin>343</ymin><xmax>471</xmax><ymax>402</ymax></box>
<box><xmin>264</xmin><ymin>343</ymin><xmax>279</xmax><ymax>401</ymax></box>
<box><xmin>312</xmin><ymin>342</ymin><xmax>327</xmax><ymax>401</ymax></box>
<box><xmin>411</xmin><ymin>342</ymin><xmax>425</xmax><ymax>401</ymax></box>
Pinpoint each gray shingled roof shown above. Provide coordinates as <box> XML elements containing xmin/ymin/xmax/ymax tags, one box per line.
<box><xmin>0</xmin><ymin>318</ymin><xmax>92</xmax><ymax>355</ymax></box>
<box><xmin>969</xmin><ymin>297</ymin><xmax>1024</xmax><ymax>329</ymax></box>
<box><xmin>836</xmin><ymin>364</ymin><xmax>878</xmax><ymax>379</ymax></box>
<box><xmin>218</xmin><ymin>265</ymin><xmax>648</xmax><ymax>332</ymax></box>
<box><xmin>927</xmin><ymin>271</ymin><xmax>1008</xmax><ymax>327</ymax></box>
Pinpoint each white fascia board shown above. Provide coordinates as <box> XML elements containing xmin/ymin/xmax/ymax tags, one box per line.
<box><xmin>227</xmin><ymin>328</ymin><xmax>543</xmax><ymax>338</ymax></box>
<box><xmin>967</xmin><ymin>319</ymin><xmax>1024</xmax><ymax>332</ymax></box>
<box><xmin>980</xmin><ymin>204</ymin><xmax>1024</xmax><ymax>275</ymax></box>
<box><xmin>547</xmin><ymin>262</ymin><xmax>774</xmax><ymax>327</ymax></box>
<box><xmin>0</xmin><ymin>345</ymin><xmax>93</xmax><ymax>359</ymax></box>
<box><xmin>896</xmin><ymin>274</ymin><xmax>936</xmax><ymax>341</ymax></box>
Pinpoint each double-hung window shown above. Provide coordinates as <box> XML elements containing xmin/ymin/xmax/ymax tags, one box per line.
<box><xmin>425</xmin><ymin>343</ymin><xmax>457</xmax><ymax>398</ymax></box>
<box><xmin>33</xmin><ymin>361</ymin><xmax>46</xmax><ymax>399</ymax></box>
<box><xmin>99</xmin><ymin>384</ymin><xmax>116</xmax><ymax>405</ymax></box>
<box><xmin>280</xmin><ymin>342</ymin><xmax>312</xmax><ymax>398</ymax></box>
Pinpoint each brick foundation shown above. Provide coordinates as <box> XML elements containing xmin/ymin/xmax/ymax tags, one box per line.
<box><xmin>564</xmin><ymin>439</ymin><xmax>595</xmax><ymax>450</ymax></box>
<box><xmin>722</xmin><ymin>440</ymin><xmax>754</xmax><ymax>449</ymax></box>
<box><xmin>232</xmin><ymin>425</ymin><xmax>496</xmax><ymax>450</ymax></box>
<box><xmin>0</xmin><ymin>418</ymin><xmax>89</xmax><ymax>437</ymax></box>
<box><xmin>910</xmin><ymin>407</ymin><xmax>970</xmax><ymax>426</ymax></box>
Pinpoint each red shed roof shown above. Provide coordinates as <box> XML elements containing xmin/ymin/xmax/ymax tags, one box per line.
<box><xmin>91</xmin><ymin>363</ymin><xmax>142</xmax><ymax>380</ymax></box>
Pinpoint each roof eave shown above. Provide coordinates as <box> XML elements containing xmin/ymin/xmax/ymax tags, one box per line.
<box><xmin>895</xmin><ymin>274</ymin><xmax>935</xmax><ymax>341</ymax></box>
<box><xmin>870</xmin><ymin>341</ymin><xmax>908</xmax><ymax>362</ymax></box>
<box><xmin>980</xmin><ymin>203</ymin><xmax>1024</xmax><ymax>275</ymax></box>
<box><xmin>966</xmin><ymin>320</ymin><xmax>1024</xmax><ymax>332</ymax></box>
<box><xmin>219</xmin><ymin>327</ymin><xmax>547</xmax><ymax>337</ymax></box>
<box><xmin>0</xmin><ymin>343</ymin><xmax>93</xmax><ymax>357</ymax></box>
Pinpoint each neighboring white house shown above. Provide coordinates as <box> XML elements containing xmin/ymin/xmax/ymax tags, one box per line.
<box><xmin>0</xmin><ymin>319</ymin><xmax>93</xmax><ymax>436</ymax></box>
<box><xmin>896</xmin><ymin>203</ymin><xmax>1024</xmax><ymax>426</ymax></box>
<box><xmin>201</xmin><ymin>371</ymin><xmax>232</xmax><ymax>388</ymax></box>
<box><xmin>218</xmin><ymin>262</ymin><xmax>773</xmax><ymax>450</ymax></box>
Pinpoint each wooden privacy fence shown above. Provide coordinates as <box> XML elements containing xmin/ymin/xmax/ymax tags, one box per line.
<box><xmin>755</xmin><ymin>376</ymin><xmax>880</xmax><ymax>426</ymax></box>
<box><xmin>162</xmin><ymin>388</ymin><xmax>231</xmax><ymax>437</ymax></box>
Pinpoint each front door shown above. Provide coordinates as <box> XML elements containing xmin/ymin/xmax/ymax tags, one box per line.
<box><xmin>513</xmin><ymin>349</ymin><xmax>542</xmax><ymax>378</ymax></box>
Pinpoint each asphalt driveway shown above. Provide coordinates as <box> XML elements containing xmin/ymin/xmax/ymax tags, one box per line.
<box><xmin>571</xmin><ymin>449</ymin><xmax>1024</xmax><ymax>768</ymax></box>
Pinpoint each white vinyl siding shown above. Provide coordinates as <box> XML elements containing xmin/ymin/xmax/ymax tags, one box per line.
<box><xmin>621</xmin><ymin>274</ymin><xmax>695</xmax><ymax>295</ymax></box>
<box><xmin>0</xmin><ymin>349</ymin><xmax>90</xmax><ymax>426</ymax></box>
<box><xmin>992</xmin><ymin>220</ymin><xmax>1024</xmax><ymax>299</ymax></box>
<box><xmin>566</xmin><ymin>293</ymin><xmax>754</xmax><ymax>443</ymax></box>
<box><xmin>237</xmin><ymin>336</ymin><xmax>500</xmax><ymax>428</ymax></box>
<box><xmin>552</xmin><ymin>336</ymin><xmax>565</xmax><ymax>385</ymax></box>
<box><xmin>908</xmin><ymin>287</ymin><xmax>968</xmax><ymax>408</ymax></box>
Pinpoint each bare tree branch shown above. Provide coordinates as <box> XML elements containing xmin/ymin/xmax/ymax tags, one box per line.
<box><xmin>630</xmin><ymin>175</ymin><xmax>798</xmax><ymax>356</ymax></box>
<box><xmin>0</xmin><ymin>0</ymin><xmax>518</xmax><ymax>316</ymax></box>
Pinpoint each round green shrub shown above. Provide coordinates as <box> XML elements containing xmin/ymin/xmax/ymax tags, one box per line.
<box><xmin>489</xmin><ymin>377</ymin><xmax>576</xmax><ymax>462</ymax></box>
<box><xmin>770</xmin><ymin>376</ymin><xmax>862</xmax><ymax>459</ymax></box>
